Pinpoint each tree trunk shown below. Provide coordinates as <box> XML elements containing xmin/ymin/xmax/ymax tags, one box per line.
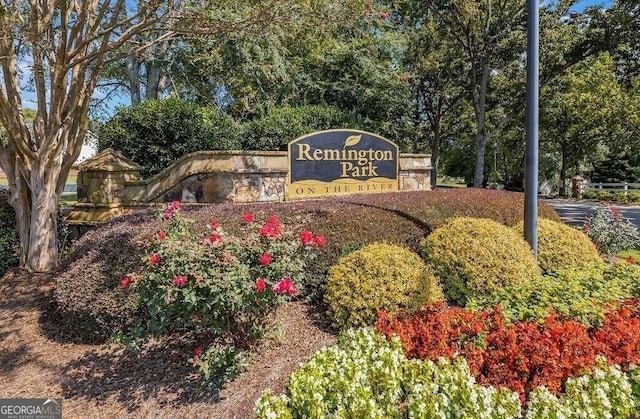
<box><xmin>127</xmin><ymin>52</ymin><xmax>142</xmax><ymax>106</ymax></box>
<box><xmin>474</xmin><ymin>132</ymin><xmax>488</xmax><ymax>188</ymax></box>
<box><xmin>20</xmin><ymin>165</ymin><xmax>60</xmax><ymax>271</ymax></box>
<box><xmin>559</xmin><ymin>139</ymin><xmax>568</xmax><ymax>197</ymax></box>
<box><xmin>430</xmin><ymin>125</ymin><xmax>441</xmax><ymax>189</ymax></box>
<box><xmin>146</xmin><ymin>62</ymin><xmax>164</xmax><ymax>100</ymax></box>
<box><xmin>472</xmin><ymin>63</ymin><xmax>490</xmax><ymax>188</ymax></box>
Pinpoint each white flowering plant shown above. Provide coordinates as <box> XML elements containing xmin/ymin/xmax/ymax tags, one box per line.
<box><xmin>582</xmin><ymin>206</ymin><xmax>640</xmax><ymax>254</ymax></box>
<box><xmin>256</xmin><ymin>329</ymin><xmax>640</xmax><ymax>418</ymax></box>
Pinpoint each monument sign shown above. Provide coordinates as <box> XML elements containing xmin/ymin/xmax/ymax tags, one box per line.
<box><xmin>287</xmin><ymin>129</ymin><xmax>399</xmax><ymax>199</ymax></box>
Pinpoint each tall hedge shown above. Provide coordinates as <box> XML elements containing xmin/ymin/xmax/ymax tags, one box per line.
<box><xmin>241</xmin><ymin>105</ymin><xmax>360</xmax><ymax>151</ymax></box>
<box><xmin>98</xmin><ymin>98</ymin><xmax>242</xmax><ymax>178</ymax></box>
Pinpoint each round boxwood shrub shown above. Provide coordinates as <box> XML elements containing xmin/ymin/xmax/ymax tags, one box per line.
<box><xmin>421</xmin><ymin>217</ymin><xmax>541</xmax><ymax>306</ymax></box>
<box><xmin>513</xmin><ymin>218</ymin><xmax>603</xmax><ymax>275</ymax></box>
<box><xmin>325</xmin><ymin>243</ymin><xmax>444</xmax><ymax>329</ymax></box>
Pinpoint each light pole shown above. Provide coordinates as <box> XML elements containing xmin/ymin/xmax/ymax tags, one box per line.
<box><xmin>524</xmin><ymin>0</ymin><xmax>539</xmax><ymax>257</ymax></box>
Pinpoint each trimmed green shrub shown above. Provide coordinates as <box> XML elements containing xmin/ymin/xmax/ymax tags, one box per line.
<box><xmin>98</xmin><ymin>98</ymin><xmax>242</xmax><ymax>178</ymax></box>
<box><xmin>513</xmin><ymin>218</ymin><xmax>603</xmax><ymax>275</ymax></box>
<box><xmin>0</xmin><ymin>188</ymin><xmax>19</xmax><ymax>276</ymax></box>
<box><xmin>242</xmin><ymin>105</ymin><xmax>357</xmax><ymax>151</ymax></box>
<box><xmin>421</xmin><ymin>217</ymin><xmax>542</xmax><ymax>306</ymax></box>
<box><xmin>629</xmin><ymin>192</ymin><xmax>640</xmax><ymax>203</ymax></box>
<box><xmin>467</xmin><ymin>262</ymin><xmax>640</xmax><ymax>327</ymax></box>
<box><xmin>325</xmin><ymin>243</ymin><xmax>443</xmax><ymax>329</ymax></box>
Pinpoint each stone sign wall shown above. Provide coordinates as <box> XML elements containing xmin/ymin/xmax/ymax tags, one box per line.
<box><xmin>68</xmin><ymin>148</ymin><xmax>432</xmax><ymax>225</ymax></box>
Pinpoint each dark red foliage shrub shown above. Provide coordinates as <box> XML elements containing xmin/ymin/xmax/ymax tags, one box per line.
<box><xmin>55</xmin><ymin>189</ymin><xmax>559</xmax><ymax>341</ymax></box>
<box><xmin>376</xmin><ymin>299</ymin><xmax>640</xmax><ymax>403</ymax></box>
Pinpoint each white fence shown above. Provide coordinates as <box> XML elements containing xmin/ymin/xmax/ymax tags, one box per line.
<box><xmin>583</xmin><ymin>182</ymin><xmax>640</xmax><ymax>194</ymax></box>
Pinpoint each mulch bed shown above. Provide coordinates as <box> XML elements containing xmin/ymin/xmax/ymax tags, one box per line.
<box><xmin>0</xmin><ymin>270</ymin><xmax>336</xmax><ymax>418</ymax></box>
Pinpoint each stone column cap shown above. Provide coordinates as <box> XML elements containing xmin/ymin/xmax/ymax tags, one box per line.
<box><xmin>75</xmin><ymin>148</ymin><xmax>143</xmax><ymax>172</ymax></box>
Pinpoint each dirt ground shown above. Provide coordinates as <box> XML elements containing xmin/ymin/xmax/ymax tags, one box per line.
<box><xmin>0</xmin><ymin>271</ymin><xmax>337</xmax><ymax>418</ymax></box>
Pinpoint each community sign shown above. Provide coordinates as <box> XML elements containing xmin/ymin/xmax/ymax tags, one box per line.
<box><xmin>287</xmin><ymin>129</ymin><xmax>399</xmax><ymax>199</ymax></box>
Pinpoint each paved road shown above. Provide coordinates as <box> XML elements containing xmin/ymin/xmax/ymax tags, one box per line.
<box><xmin>544</xmin><ymin>198</ymin><xmax>640</xmax><ymax>229</ymax></box>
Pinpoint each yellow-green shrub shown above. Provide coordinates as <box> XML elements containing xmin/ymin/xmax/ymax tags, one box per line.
<box><xmin>421</xmin><ymin>217</ymin><xmax>541</xmax><ymax>306</ymax></box>
<box><xmin>325</xmin><ymin>243</ymin><xmax>444</xmax><ymax>329</ymax></box>
<box><xmin>513</xmin><ymin>218</ymin><xmax>603</xmax><ymax>275</ymax></box>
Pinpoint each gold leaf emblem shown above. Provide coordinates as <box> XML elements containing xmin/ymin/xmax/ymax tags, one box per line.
<box><xmin>343</xmin><ymin>134</ymin><xmax>361</xmax><ymax>149</ymax></box>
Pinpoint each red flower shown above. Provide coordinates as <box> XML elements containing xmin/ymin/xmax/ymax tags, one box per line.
<box><xmin>163</xmin><ymin>209</ymin><xmax>175</xmax><ymax>219</ymax></box>
<box><xmin>194</xmin><ymin>347</ymin><xmax>202</xmax><ymax>357</ymax></box>
<box><xmin>210</xmin><ymin>220</ymin><xmax>220</xmax><ymax>231</ymax></box>
<box><xmin>173</xmin><ymin>275</ymin><xmax>188</xmax><ymax>287</ymax></box>
<box><xmin>157</xmin><ymin>230</ymin><xmax>167</xmax><ymax>241</ymax></box>
<box><xmin>267</xmin><ymin>215</ymin><xmax>279</xmax><ymax>225</ymax></box>
<box><xmin>299</xmin><ymin>230</ymin><xmax>314</xmax><ymax>246</ymax></box>
<box><xmin>259</xmin><ymin>222</ymin><xmax>281</xmax><ymax>238</ymax></box>
<box><xmin>259</xmin><ymin>253</ymin><xmax>273</xmax><ymax>266</ymax></box>
<box><xmin>272</xmin><ymin>277</ymin><xmax>297</xmax><ymax>296</ymax></box>
<box><xmin>255</xmin><ymin>278</ymin><xmax>267</xmax><ymax>292</ymax></box>
<box><xmin>242</xmin><ymin>213</ymin><xmax>255</xmax><ymax>223</ymax></box>
<box><xmin>204</xmin><ymin>234</ymin><xmax>222</xmax><ymax>245</ymax></box>
<box><xmin>120</xmin><ymin>276</ymin><xmax>131</xmax><ymax>289</ymax></box>
<box><xmin>314</xmin><ymin>234</ymin><xmax>327</xmax><ymax>247</ymax></box>
<box><xmin>148</xmin><ymin>253</ymin><xmax>161</xmax><ymax>265</ymax></box>
<box><xmin>626</xmin><ymin>256</ymin><xmax>636</xmax><ymax>265</ymax></box>
<box><xmin>169</xmin><ymin>200</ymin><xmax>182</xmax><ymax>210</ymax></box>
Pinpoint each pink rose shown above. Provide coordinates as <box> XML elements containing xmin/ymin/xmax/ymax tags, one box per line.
<box><xmin>242</xmin><ymin>213</ymin><xmax>255</xmax><ymax>223</ymax></box>
<box><xmin>173</xmin><ymin>275</ymin><xmax>188</xmax><ymax>287</ymax></box>
<box><xmin>267</xmin><ymin>215</ymin><xmax>279</xmax><ymax>225</ymax></box>
<box><xmin>163</xmin><ymin>208</ymin><xmax>174</xmax><ymax>219</ymax></box>
<box><xmin>169</xmin><ymin>200</ymin><xmax>182</xmax><ymax>210</ymax></box>
<box><xmin>255</xmin><ymin>278</ymin><xmax>267</xmax><ymax>292</ymax></box>
<box><xmin>259</xmin><ymin>253</ymin><xmax>273</xmax><ymax>266</ymax></box>
<box><xmin>272</xmin><ymin>277</ymin><xmax>297</xmax><ymax>296</ymax></box>
<box><xmin>120</xmin><ymin>276</ymin><xmax>131</xmax><ymax>289</ymax></box>
<box><xmin>148</xmin><ymin>253</ymin><xmax>161</xmax><ymax>265</ymax></box>
<box><xmin>299</xmin><ymin>230</ymin><xmax>314</xmax><ymax>246</ymax></box>
<box><xmin>314</xmin><ymin>234</ymin><xmax>327</xmax><ymax>247</ymax></box>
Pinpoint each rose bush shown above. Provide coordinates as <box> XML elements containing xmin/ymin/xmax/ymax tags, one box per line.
<box><xmin>582</xmin><ymin>205</ymin><xmax>640</xmax><ymax>254</ymax></box>
<box><xmin>117</xmin><ymin>202</ymin><xmax>324</xmax><ymax>384</ymax></box>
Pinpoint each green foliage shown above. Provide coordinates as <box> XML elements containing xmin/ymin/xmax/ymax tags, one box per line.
<box><xmin>513</xmin><ymin>218</ymin><xmax>603</xmax><ymax>275</ymax></box>
<box><xmin>121</xmin><ymin>204</ymin><xmax>320</xmax><ymax>384</ymax></box>
<box><xmin>241</xmin><ymin>105</ymin><xmax>359</xmax><ymax>151</ymax></box>
<box><xmin>590</xmin><ymin>151</ymin><xmax>640</xmax><ymax>184</ymax></box>
<box><xmin>468</xmin><ymin>262</ymin><xmax>640</xmax><ymax>328</ymax></box>
<box><xmin>421</xmin><ymin>217</ymin><xmax>541</xmax><ymax>306</ymax></box>
<box><xmin>325</xmin><ymin>243</ymin><xmax>444</xmax><ymax>329</ymax></box>
<box><xmin>255</xmin><ymin>328</ymin><xmax>522</xmax><ymax>418</ymax></box>
<box><xmin>0</xmin><ymin>188</ymin><xmax>19</xmax><ymax>276</ymax></box>
<box><xmin>98</xmin><ymin>98</ymin><xmax>242</xmax><ymax>178</ymax></box>
<box><xmin>583</xmin><ymin>206</ymin><xmax>640</xmax><ymax>254</ymax></box>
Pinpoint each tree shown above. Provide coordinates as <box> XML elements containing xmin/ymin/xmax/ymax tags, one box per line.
<box><xmin>0</xmin><ymin>0</ymin><xmax>174</xmax><ymax>271</ymax></box>
<box><xmin>395</xmin><ymin>1</ymin><xmax>467</xmax><ymax>188</ymax></box>
<box><xmin>540</xmin><ymin>53</ymin><xmax>627</xmax><ymax>196</ymax></box>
